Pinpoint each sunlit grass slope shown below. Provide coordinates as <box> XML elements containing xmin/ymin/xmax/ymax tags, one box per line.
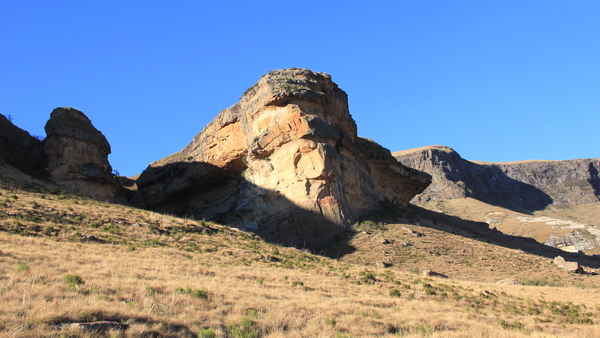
<box><xmin>1</xmin><ymin>170</ymin><xmax>599</xmax><ymax>337</ymax></box>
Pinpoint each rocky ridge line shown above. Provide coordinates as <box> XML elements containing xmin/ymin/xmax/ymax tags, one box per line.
<box><xmin>394</xmin><ymin>145</ymin><xmax>600</xmax><ymax>212</ymax></box>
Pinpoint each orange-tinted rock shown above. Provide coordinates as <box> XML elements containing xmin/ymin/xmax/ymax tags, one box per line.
<box><xmin>133</xmin><ymin>69</ymin><xmax>431</xmax><ymax>246</ymax></box>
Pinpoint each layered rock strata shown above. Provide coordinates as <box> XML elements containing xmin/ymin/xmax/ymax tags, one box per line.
<box><xmin>133</xmin><ymin>68</ymin><xmax>431</xmax><ymax>245</ymax></box>
<box><xmin>44</xmin><ymin>107</ymin><xmax>117</xmax><ymax>200</ymax></box>
<box><xmin>394</xmin><ymin>145</ymin><xmax>600</xmax><ymax>211</ymax></box>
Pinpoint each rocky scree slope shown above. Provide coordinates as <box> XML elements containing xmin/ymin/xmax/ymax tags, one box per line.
<box><xmin>133</xmin><ymin>68</ymin><xmax>431</xmax><ymax>246</ymax></box>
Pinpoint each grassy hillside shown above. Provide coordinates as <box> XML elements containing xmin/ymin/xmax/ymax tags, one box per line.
<box><xmin>1</xmin><ymin>168</ymin><xmax>600</xmax><ymax>337</ymax></box>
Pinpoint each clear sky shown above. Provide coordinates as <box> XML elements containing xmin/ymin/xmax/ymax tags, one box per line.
<box><xmin>2</xmin><ymin>1</ymin><xmax>599</xmax><ymax>177</ymax></box>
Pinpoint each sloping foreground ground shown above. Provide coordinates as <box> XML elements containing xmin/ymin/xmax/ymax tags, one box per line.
<box><xmin>328</xmin><ymin>201</ymin><xmax>600</xmax><ymax>285</ymax></box>
<box><xmin>1</xmin><ymin>175</ymin><xmax>600</xmax><ymax>337</ymax></box>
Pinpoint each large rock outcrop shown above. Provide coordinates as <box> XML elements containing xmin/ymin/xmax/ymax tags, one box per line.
<box><xmin>133</xmin><ymin>68</ymin><xmax>431</xmax><ymax>245</ymax></box>
<box><xmin>394</xmin><ymin>145</ymin><xmax>600</xmax><ymax>211</ymax></box>
<box><xmin>44</xmin><ymin>107</ymin><xmax>117</xmax><ymax>200</ymax></box>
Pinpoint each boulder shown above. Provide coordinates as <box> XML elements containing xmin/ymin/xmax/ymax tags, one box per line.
<box><xmin>496</xmin><ymin>279</ymin><xmax>522</xmax><ymax>285</ymax></box>
<box><xmin>133</xmin><ymin>68</ymin><xmax>431</xmax><ymax>246</ymax></box>
<box><xmin>376</xmin><ymin>261</ymin><xmax>390</xmax><ymax>268</ymax></box>
<box><xmin>422</xmin><ymin>270</ymin><xmax>449</xmax><ymax>279</ymax></box>
<box><xmin>553</xmin><ymin>256</ymin><xmax>585</xmax><ymax>274</ymax></box>
<box><xmin>44</xmin><ymin>107</ymin><xmax>117</xmax><ymax>200</ymax></box>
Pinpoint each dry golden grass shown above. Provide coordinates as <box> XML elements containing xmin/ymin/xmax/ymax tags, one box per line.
<box><xmin>3</xmin><ymin>232</ymin><xmax>600</xmax><ymax>338</ymax></box>
<box><xmin>1</xmin><ymin>175</ymin><xmax>600</xmax><ymax>337</ymax></box>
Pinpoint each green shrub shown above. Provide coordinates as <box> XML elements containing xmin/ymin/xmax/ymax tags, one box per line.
<box><xmin>226</xmin><ymin>317</ymin><xmax>258</xmax><ymax>338</ymax></box>
<box><xmin>291</xmin><ymin>280</ymin><xmax>304</xmax><ymax>287</ymax></box>
<box><xmin>325</xmin><ymin>317</ymin><xmax>337</xmax><ymax>326</ymax></box>
<box><xmin>64</xmin><ymin>274</ymin><xmax>84</xmax><ymax>289</ymax></box>
<box><xmin>245</xmin><ymin>308</ymin><xmax>259</xmax><ymax>318</ymax></box>
<box><xmin>144</xmin><ymin>285</ymin><xmax>157</xmax><ymax>296</ymax></box>
<box><xmin>422</xmin><ymin>283</ymin><xmax>437</xmax><ymax>295</ymax></box>
<box><xmin>190</xmin><ymin>288</ymin><xmax>210</xmax><ymax>300</ymax></box>
<box><xmin>413</xmin><ymin>324</ymin><xmax>433</xmax><ymax>335</ymax></box>
<box><xmin>359</xmin><ymin>270</ymin><xmax>376</xmax><ymax>284</ymax></box>
<box><xmin>17</xmin><ymin>263</ymin><xmax>30</xmax><ymax>273</ymax></box>
<box><xmin>88</xmin><ymin>222</ymin><xmax>101</xmax><ymax>228</ymax></box>
<box><xmin>197</xmin><ymin>328</ymin><xmax>216</xmax><ymax>338</ymax></box>
<box><xmin>389</xmin><ymin>288</ymin><xmax>401</xmax><ymax>297</ymax></box>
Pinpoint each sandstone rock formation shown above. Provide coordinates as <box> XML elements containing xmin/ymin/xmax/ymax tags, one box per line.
<box><xmin>394</xmin><ymin>145</ymin><xmax>600</xmax><ymax>211</ymax></box>
<box><xmin>0</xmin><ymin>113</ymin><xmax>45</xmax><ymax>175</ymax></box>
<box><xmin>133</xmin><ymin>68</ymin><xmax>431</xmax><ymax>246</ymax></box>
<box><xmin>44</xmin><ymin>107</ymin><xmax>117</xmax><ymax>200</ymax></box>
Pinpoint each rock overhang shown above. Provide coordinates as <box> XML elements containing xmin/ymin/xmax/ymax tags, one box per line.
<box><xmin>133</xmin><ymin>68</ymin><xmax>431</xmax><ymax>246</ymax></box>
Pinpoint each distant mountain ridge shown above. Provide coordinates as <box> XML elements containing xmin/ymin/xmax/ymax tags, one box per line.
<box><xmin>393</xmin><ymin>145</ymin><xmax>600</xmax><ymax>212</ymax></box>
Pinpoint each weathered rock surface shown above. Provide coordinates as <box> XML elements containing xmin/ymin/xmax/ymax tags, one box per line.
<box><xmin>0</xmin><ymin>113</ymin><xmax>45</xmax><ymax>175</ymax></box>
<box><xmin>394</xmin><ymin>145</ymin><xmax>600</xmax><ymax>211</ymax></box>
<box><xmin>545</xmin><ymin>230</ymin><xmax>600</xmax><ymax>252</ymax></box>
<box><xmin>553</xmin><ymin>256</ymin><xmax>585</xmax><ymax>274</ymax></box>
<box><xmin>133</xmin><ymin>68</ymin><xmax>431</xmax><ymax>246</ymax></box>
<box><xmin>44</xmin><ymin>107</ymin><xmax>117</xmax><ymax>200</ymax></box>
<box><xmin>496</xmin><ymin>279</ymin><xmax>522</xmax><ymax>285</ymax></box>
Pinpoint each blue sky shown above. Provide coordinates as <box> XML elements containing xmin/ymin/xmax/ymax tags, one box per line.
<box><xmin>2</xmin><ymin>1</ymin><xmax>599</xmax><ymax>176</ymax></box>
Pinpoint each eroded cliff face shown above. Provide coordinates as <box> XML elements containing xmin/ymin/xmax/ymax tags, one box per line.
<box><xmin>0</xmin><ymin>114</ymin><xmax>45</xmax><ymax>175</ymax></box>
<box><xmin>133</xmin><ymin>68</ymin><xmax>431</xmax><ymax>245</ymax></box>
<box><xmin>394</xmin><ymin>145</ymin><xmax>600</xmax><ymax>211</ymax></box>
<box><xmin>44</xmin><ymin>107</ymin><xmax>117</xmax><ymax>200</ymax></box>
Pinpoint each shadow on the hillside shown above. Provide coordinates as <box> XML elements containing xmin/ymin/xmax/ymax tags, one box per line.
<box><xmin>131</xmin><ymin>160</ymin><xmax>358</xmax><ymax>253</ymax></box>
<box><xmin>588</xmin><ymin>162</ymin><xmax>600</xmax><ymax>198</ymax></box>
<box><xmin>130</xmin><ymin>159</ymin><xmax>596</xmax><ymax>265</ymax></box>
<box><xmin>405</xmin><ymin>204</ymin><xmax>600</xmax><ymax>270</ymax></box>
<box><xmin>318</xmin><ymin>201</ymin><xmax>599</xmax><ymax>270</ymax></box>
<box><xmin>447</xmin><ymin>162</ymin><xmax>554</xmax><ymax>214</ymax></box>
<box><xmin>45</xmin><ymin>310</ymin><xmax>196</xmax><ymax>337</ymax></box>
